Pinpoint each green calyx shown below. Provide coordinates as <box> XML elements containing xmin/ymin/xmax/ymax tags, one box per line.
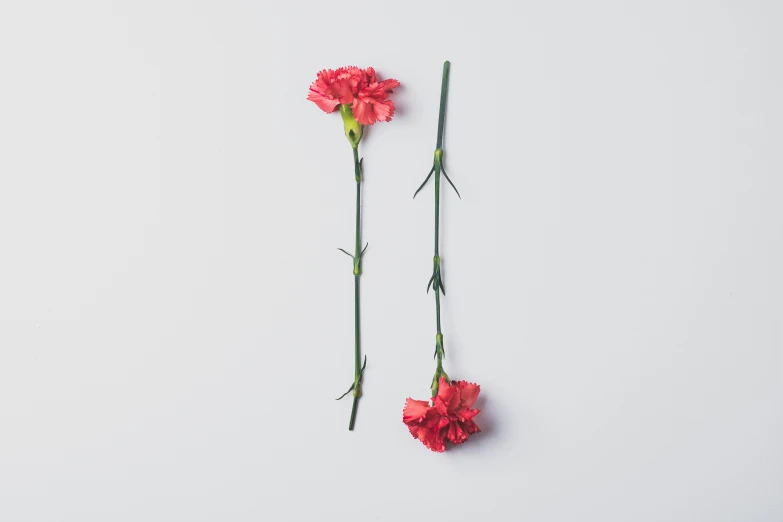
<box><xmin>340</xmin><ymin>104</ymin><xmax>363</xmax><ymax>148</ymax></box>
<box><xmin>431</xmin><ymin>332</ymin><xmax>448</xmax><ymax>397</ymax></box>
<box><xmin>430</xmin><ymin>366</ymin><xmax>450</xmax><ymax>397</ymax></box>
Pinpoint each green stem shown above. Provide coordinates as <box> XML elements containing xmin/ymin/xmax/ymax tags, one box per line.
<box><xmin>434</xmin><ymin>165</ymin><xmax>442</xmax><ymax>332</ymax></box>
<box><xmin>435</xmin><ymin>61</ymin><xmax>450</xmax><ymax>150</ymax></box>
<box><xmin>432</xmin><ymin>167</ymin><xmax>444</xmax><ymax>397</ymax></box>
<box><xmin>431</xmin><ymin>61</ymin><xmax>450</xmax><ymax>397</ymax></box>
<box><xmin>434</xmin><ymin>288</ymin><xmax>443</xmax><ymax>392</ymax></box>
<box><xmin>349</xmin><ymin>145</ymin><xmax>362</xmax><ymax>431</ymax></box>
<box><xmin>349</xmin><ymin>275</ymin><xmax>360</xmax><ymax>430</ymax></box>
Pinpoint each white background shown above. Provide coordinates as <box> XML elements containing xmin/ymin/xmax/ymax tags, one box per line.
<box><xmin>1</xmin><ymin>1</ymin><xmax>781</xmax><ymax>521</ymax></box>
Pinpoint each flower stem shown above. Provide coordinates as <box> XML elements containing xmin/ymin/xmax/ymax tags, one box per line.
<box><xmin>431</xmin><ymin>61</ymin><xmax>450</xmax><ymax>397</ymax></box>
<box><xmin>349</xmin><ymin>145</ymin><xmax>363</xmax><ymax>430</ymax></box>
<box><xmin>432</xmin><ymin>164</ymin><xmax>444</xmax><ymax>398</ymax></box>
<box><xmin>436</xmin><ymin>61</ymin><xmax>450</xmax><ymax>150</ymax></box>
<box><xmin>434</xmin><ymin>167</ymin><xmax>442</xmax><ymax>334</ymax></box>
<box><xmin>350</xmin><ymin>274</ymin><xmax>360</xmax><ymax>429</ymax></box>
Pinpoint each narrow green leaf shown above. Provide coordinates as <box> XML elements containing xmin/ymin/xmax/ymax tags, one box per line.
<box><xmin>336</xmin><ymin>384</ymin><xmax>354</xmax><ymax>400</ymax></box>
<box><xmin>413</xmin><ymin>166</ymin><xmax>436</xmax><ymax>199</ymax></box>
<box><xmin>442</xmin><ymin>167</ymin><xmax>461</xmax><ymax>199</ymax></box>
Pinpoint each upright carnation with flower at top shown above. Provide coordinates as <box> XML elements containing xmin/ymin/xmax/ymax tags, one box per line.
<box><xmin>308</xmin><ymin>66</ymin><xmax>399</xmax><ymax>431</ymax></box>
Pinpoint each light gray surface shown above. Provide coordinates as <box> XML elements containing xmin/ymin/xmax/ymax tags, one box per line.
<box><xmin>1</xmin><ymin>2</ymin><xmax>781</xmax><ymax>521</ymax></box>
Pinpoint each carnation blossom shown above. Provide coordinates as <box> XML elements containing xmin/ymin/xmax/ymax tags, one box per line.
<box><xmin>403</xmin><ymin>62</ymin><xmax>480</xmax><ymax>452</ymax></box>
<box><xmin>307</xmin><ymin>66</ymin><xmax>399</xmax><ymax>126</ymax></box>
<box><xmin>402</xmin><ymin>378</ymin><xmax>481</xmax><ymax>452</ymax></box>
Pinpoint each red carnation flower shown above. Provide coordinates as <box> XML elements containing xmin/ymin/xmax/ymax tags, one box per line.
<box><xmin>402</xmin><ymin>378</ymin><xmax>481</xmax><ymax>452</ymax></box>
<box><xmin>307</xmin><ymin>66</ymin><xmax>399</xmax><ymax>125</ymax></box>
<box><xmin>352</xmin><ymin>74</ymin><xmax>400</xmax><ymax>125</ymax></box>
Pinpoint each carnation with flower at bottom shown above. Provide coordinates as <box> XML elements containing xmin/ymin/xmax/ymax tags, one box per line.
<box><xmin>402</xmin><ymin>61</ymin><xmax>481</xmax><ymax>452</ymax></box>
<box><xmin>307</xmin><ymin>66</ymin><xmax>399</xmax><ymax>431</ymax></box>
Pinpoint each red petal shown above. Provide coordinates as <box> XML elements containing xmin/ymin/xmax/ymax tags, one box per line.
<box><xmin>419</xmin><ymin>426</ymin><xmax>446</xmax><ymax>452</ymax></box>
<box><xmin>412</xmin><ymin>413</ymin><xmax>445</xmax><ymax>452</ymax></box>
<box><xmin>457</xmin><ymin>407</ymin><xmax>480</xmax><ymax>422</ymax></box>
<box><xmin>453</xmin><ymin>381</ymin><xmax>480</xmax><ymax>409</ymax></box>
<box><xmin>464</xmin><ymin>419</ymin><xmax>481</xmax><ymax>435</ymax></box>
<box><xmin>307</xmin><ymin>69</ymin><xmax>341</xmax><ymax>113</ymax></box>
<box><xmin>377</xmin><ymin>78</ymin><xmax>400</xmax><ymax>92</ymax></box>
<box><xmin>403</xmin><ymin>398</ymin><xmax>431</xmax><ymax>425</ymax></box>
<box><xmin>307</xmin><ymin>90</ymin><xmax>339</xmax><ymax>113</ymax></box>
<box><xmin>363</xmin><ymin>66</ymin><xmax>378</xmax><ymax>84</ymax></box>
<box><xmin>351</xmin><ymin>99</ymin><xmax>374</xmax><ymax>126</ymax></box>
<box><xmin>435</xmin><ymin>379</ymin><xmax>460</xmax><ymax>414</ymax></box>
<box><xmin>327</xmin><ymin>80</ymin><xmax>355</xmax><ymax>105</ymax></box>
<box><xmin>446</xmin><ymin>420</ymin><xmax>464</xmax><ymax>444</ymax></box>
<box><xmin>372</xmin><ymin>99</ymin><xmax>394</xmax><ymax>122</ymax></box>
